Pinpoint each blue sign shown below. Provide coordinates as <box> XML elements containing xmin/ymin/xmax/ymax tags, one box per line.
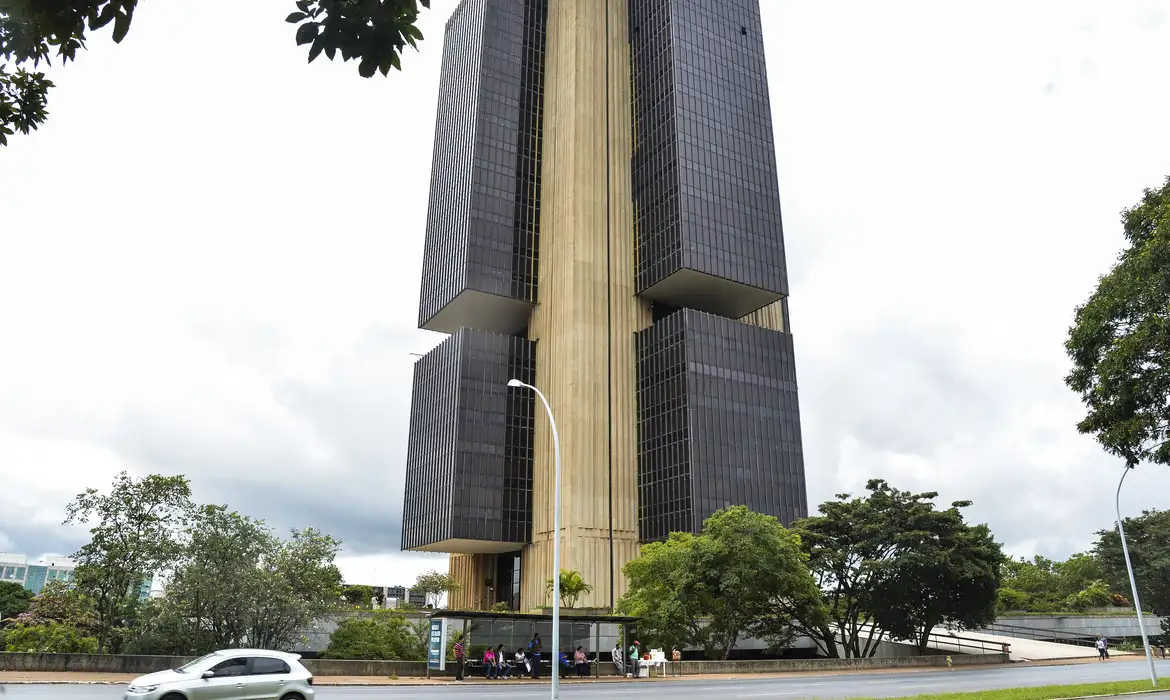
<box><xmin>427</xmin><ymin>618</ymin><xmax>445</xmax><ymax>670</ymax></box>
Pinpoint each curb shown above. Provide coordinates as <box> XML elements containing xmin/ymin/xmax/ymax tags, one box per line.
<box><xmin>1057</xmin><ymin>692</ymin><xmax>1168</xmax><ymax>700</ymax></box>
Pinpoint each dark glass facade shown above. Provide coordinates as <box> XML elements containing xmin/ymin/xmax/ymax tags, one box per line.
<box><xmin>404</xmin><ymin>0</ymin><xmax>806</xmax><ymax>605</ymax></box>
<box><xmin>630</xmin><ymin>0</ymin><xmax>788</xmax><ymax>318</ymax></box>
<box><xmin>635</xmin><ymin>309</ymin><xmax>806</xmax><ymax>541</ymax></box>
<box><xmin>400</xmin><ymin>328</ymin><xmax>536</xmax><ymax>552</ymax></box>
<box><xmin>493</xmin><ymin>551</ymin><xmax>523</xmax><ymax>610</ymax></box>
<box><xmin>417</xmin><ymin>0</ymin><xmax>547</xmax><ymax>335</ymax></box>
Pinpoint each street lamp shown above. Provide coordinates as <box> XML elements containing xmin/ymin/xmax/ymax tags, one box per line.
<box><xmin>1115</xmin><ymin>465</ymin><xmax>1158</xmax><ymax>688</ymax></box>
<box><xmin>508</xmin><ymin>378</ymin><xmax>562</xmax><ymax>699</ymax></box>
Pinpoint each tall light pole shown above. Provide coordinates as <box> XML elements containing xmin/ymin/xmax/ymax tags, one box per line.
<box><xmin>1116</xmin><ymin>465</ymin><xmax>1158</xmax><ymax>688</ymax></box>
<box><xmin>508</xmin><ymin>378</ymin><xmax>562</xmax><ymax>699</ymax></box>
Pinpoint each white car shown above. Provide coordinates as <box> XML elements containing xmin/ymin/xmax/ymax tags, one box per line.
<box><xmin>124</xmin><ymin>648</ymin><xmax>315</xmax><ymax>700</ymax></box>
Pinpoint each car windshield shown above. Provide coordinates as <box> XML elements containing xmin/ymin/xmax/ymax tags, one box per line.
<box><xmin>175</xmin><ymin>652</ymin><xmax>221</xmax><ymax>673</ymax></box>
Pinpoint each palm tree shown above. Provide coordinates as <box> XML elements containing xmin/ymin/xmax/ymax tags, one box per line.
<box><xmin>546</xmin><ymin>569</ymin><xmax>593</xmax><ymax>608</ymax></box>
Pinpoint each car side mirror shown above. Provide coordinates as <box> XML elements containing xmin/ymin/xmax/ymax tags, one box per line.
<box><xmin>202</xmin><ymin>671</ymin><xmax>215</xmax><ymax>679</ymax></box>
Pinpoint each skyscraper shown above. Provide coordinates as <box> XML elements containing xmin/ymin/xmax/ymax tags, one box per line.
<box><xmin>401</xmin><ymin>0</ymin><xmax>806</xmax><ymax>611</ymax></box>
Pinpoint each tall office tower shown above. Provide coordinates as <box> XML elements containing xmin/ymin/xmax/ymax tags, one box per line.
<box><xmin>401</xmin><ymin>0</ymin><xmax>807</xmax><ymax>611</ymax></box>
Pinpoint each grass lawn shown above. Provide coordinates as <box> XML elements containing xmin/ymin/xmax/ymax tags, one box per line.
<box><xmin>856</xmin><ymin>678</ymin><xmax>1168</xmax><ymax>700</ymax></box>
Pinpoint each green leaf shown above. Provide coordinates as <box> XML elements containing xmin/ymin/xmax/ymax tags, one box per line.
<box><xmin>90</xmin><ymin>4</ymin><xmax>119</xmax><ymax>30</ymax></box>
<box><xmin>111</xmin><ymin>11</ymin><xmax>131</xmax><ymax>43</ymax></box>
<box><xmin>286</xmin><ymin>12</ymin><xmax>307</xmax><ymax>23</ymax></box>
<box><xmin>357</xmin><ymin>57</ymin><xmax>377</xmax><ymax>78</ymax></box>
<box><xmin>308</xmin><ymin>41</ymin><xmax>323</xmax><ymax>63</ymax></box>
<box><xmin>296</xmin><ymin>0</ymin><xmax>313</xmax><ymax>12</ymax></box>
<box><xmin>296</xmin><ymin>23</ymin><xmax>318</xmax><ymax>46</ymax></box>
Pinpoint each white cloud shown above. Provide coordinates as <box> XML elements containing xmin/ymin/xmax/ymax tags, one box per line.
<box><xmin>0</xmin><ymin>0</ymin><xmax>1168</xmax><ymax>583</ymax></box>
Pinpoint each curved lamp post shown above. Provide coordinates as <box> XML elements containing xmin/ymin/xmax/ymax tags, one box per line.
<box><xmin>1116</xmin><ymin>465</ymin><xmax>1158</xmax><ymax>688</ymax></box>
<box><xmin>508</xmin><ymin>378</ymin><xmax>562</xmax><ymax>699</ymax></box>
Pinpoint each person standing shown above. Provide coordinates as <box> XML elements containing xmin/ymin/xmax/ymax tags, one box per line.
<box><xmin>453</xmin><ymin>634</ymin><xmax>467</xmax><ymax>681</ymax></box>
<box><xmin>671</xmin><ymin>647</ymin><xmax>682</xmax><ymax>676</ymax></box>
<box><xmin>627</xmin><ymin>639</ymin><xmax>641</xmax><ymax>677</ymax></box>
<box><xmin>574</xmin><ymin>646</ymin><xmax>588</xmax><ymax>677</ymax></box>
<box><xmin>1095</xmin><ymin>637</ymin><xmax>1107</xmax><ymax>661</ymax></box>
<box><xmin>528</xmin><ymin>633</ymin><xmax>543</xmax><ymax>679</ymax></box>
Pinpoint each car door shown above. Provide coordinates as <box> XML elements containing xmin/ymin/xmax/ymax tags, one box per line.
<box><xmin>244</xmin><ymin>656</ymin><xmax>293</xmax><ymax>700</ymax></box>
<box><xmin>189</xmin><ymin>657</ymin><xmax>250</xmax><ymax>700</ymax></box>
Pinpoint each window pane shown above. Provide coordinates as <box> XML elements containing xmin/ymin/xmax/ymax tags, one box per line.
<box><xmin>250</xmin><ymin>657</ymin><xmax>291</xmax><ymax>675</ymax></box>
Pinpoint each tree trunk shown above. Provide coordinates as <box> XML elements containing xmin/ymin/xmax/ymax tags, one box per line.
<box><xmin>917</xmin><ymin>623</ymin><xmax>932</xmax><ymax>655</ymax></box>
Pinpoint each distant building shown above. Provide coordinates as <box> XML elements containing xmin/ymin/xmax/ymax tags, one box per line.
<box><xmin>0</xmin><ymin>553</ymin><xmax>75</xmax><ymax>594</ymax></box>
<box><xmin>381</xmin><ymin>585</ymin><xmax>428</xmax><ymax>608</ymax></box>
<box><xmin>0</xmin><ymin>552</ymin><xmax>152</xmax><ymax>600</ymax></box>
<box><xmin>343</xmin><ymin>583</ymin><xmax>428</xmax><ymax>608</ymax></box>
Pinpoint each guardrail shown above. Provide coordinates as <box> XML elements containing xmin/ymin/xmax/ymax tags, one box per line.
<box><xmin>981</xmin><ymin>621</ymin><xmax>1097</xmax><ymax>648</ymax></box>
<box><xmin>919</xmin><ymin>630</ymin><xmax>1011</xmax><ymax>655</ymax></box>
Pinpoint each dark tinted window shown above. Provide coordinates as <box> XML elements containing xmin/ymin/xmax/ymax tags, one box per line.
<box><xmin>249</xmin><ymin>657</ymin><xmax>291</xmax><ymax>675</ymax></box>
<box><xmin>210</xmin><ymin>658</ymin><xmax>248</xmax><ymax>677</ymax></box>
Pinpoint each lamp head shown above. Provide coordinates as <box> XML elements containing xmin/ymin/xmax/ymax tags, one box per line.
<box><xmin>507</xmin><ymin>379</ymin><xmax>523</xmax><ymax>388</ymax></box>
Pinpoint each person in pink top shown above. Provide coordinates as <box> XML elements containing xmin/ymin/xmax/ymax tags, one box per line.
<box><xmin>483</xmin><ymin>646</ymin><xmax>497</xmax><ymax>679</ymax></box>
<box><xmin>573</xmin><ymin>646</ymin><xmax>588</xmax><ymax>677</ymax></box>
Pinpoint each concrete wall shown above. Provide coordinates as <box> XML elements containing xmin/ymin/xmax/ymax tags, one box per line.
<box><xmin>997</xmin><ymin>615</ymin><xmax>1167</xmax><ymax>639</ymax></box>
<box><xmin>0</xmin><ymin>651</ymin><xmax>1008</xmax><ymax>677</ymax></box>
<box><xmin>302</xmin><ymin>659</ymin><xmax>427</xmax><ymax>677</ymax></box>
<box><xmin>676</xmin><ymin>653</ymin><xmax>1008</xmax><ymax>675</ymax></box>
<box><xmin>0</xmin><ymin>653</ymin><xmax>198</xmax><ymax>674</ymax></box>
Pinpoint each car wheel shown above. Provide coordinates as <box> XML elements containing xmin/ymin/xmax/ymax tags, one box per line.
<box><xmin>160</xmin><ymin>694</ymin><xmax>186</xmax><ymax>700</ymax></box>
<box><xmin>279</xmin><ymin>694</ymin><xmax>305</xmax><ymax>700</ymax></box>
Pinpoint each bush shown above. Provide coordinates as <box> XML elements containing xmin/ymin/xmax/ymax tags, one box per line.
<box><xmin>322</xmin><ymin>611</ymin><xmax>426</xmax><ymax>661</ymax></box>
<box><xmin>1</xmin><ymin>622</ymin><xmax>99</xmax><ymax>653</ymax></box>
<box><xmin>1064</xmin><ymin>581</ymin><xmax>1114</xmax><ymax>612</ymax></box>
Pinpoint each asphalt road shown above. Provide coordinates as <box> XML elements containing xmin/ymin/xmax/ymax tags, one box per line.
<box><xmin>2</xmin><ymin>659</ymin><xmax>1169</xmax><ymax>699</ymax></box>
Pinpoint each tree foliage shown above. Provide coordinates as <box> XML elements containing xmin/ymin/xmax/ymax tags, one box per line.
<box><xmin>619</xmin><ymin>506</ymin><xmax>824</xmax><ymax>660</ymax></box>
<box><xmin>1066</xmin><ymin>176</ymin><xmax>1170</xmax><ymax>467</ymax></box>
<box><xmin>412</xmin><ymin>570</ymin><xmax>458</xmax><ymax>608</ymax></box>
<box><xmin>0</xmin><ymin>0</ymin><xmax>430</xmax><ymax>146</ymax></box>
<box><xmin>791</xmin><ymin>480</ymin><xmax>1006</xmax><ymax>658</ymax></box>
<box><xmin>140</xmin><ymin>504</ymin><xmax>344</xmax><ymax>654</ymax></box>
<box><xmin>868</xmin><ymin>512</ymin><xmax>1003</xmax><ymax>653</ymax></box>
<box><xmin>0</xmin><ymin>581</ymin><xmax>33</xmax><ymax>620</ymax></box>
<box><xmin>997</xmin><ymin>553</ymin><xmax>1121</xmax><ymax>613</ymax></box>
<box><xmin>1093</xmin><ymin>508</ymin><xmax>1170</xmax><ymax>633</ymax></box>
<box><xmin>322</xmin><ymin>610</ymin><xmax>426</xmax><ymax>660</ymax></box>
<box><xmin>286</xmin><ymin>0</ymin><xmax>430</xmax><ymax>78</ymax></box>
<box><xmin>1</xmin><ymin>581</ymin><xmax>99</xmax><ymax>653</ymax></box>
<box><xmin>545</xmin><ymin>570</ymin><xmax>593</xmax><ymax>608</ymax></box>
<box><xmin>11</xmin><ymin>581</ymin><xmax>96</xmax><ymax>631</ymax></box>
<box><xmin>342</xmin><ymin>584</ymin><xmax>376</xmax><ymax>609</ymax></box>
<box><xmin>63</xmin><ymin>471</ymin><xmax>193</xmax><ymax>653</ymax></box>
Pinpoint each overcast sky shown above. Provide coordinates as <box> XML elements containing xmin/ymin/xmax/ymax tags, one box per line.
<box><xmin>2</xmin><ymin>0</ymin><xmax>1169</xmax><ymax>586</ymax></box>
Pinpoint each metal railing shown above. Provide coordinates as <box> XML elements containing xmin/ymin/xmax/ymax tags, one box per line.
<box><xmin>980</xmin><ymin>621</ymin><xmax>1098</xmax><ymax>648</ymax></box>
<box><xmin>836</xmin><ymin>625</ymin><xmax>1011</xmax><ymax>656</ymax></box>
<box><xmin>917</xmin><ymin>630</ymin><xmax>1012</xmax><ymax>655</ymax></box>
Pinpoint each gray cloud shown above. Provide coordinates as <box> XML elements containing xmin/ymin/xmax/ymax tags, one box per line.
<box><xmin>3</xmin><ymin>0</ymin><xmax>1170</xmax><ymax>585</ymax></box>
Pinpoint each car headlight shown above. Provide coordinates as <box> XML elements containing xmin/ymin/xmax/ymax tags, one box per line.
<box><xmin>128</xmin><ymin>685</ymin><xmax>159</xmax><ymax>693</ymax></box>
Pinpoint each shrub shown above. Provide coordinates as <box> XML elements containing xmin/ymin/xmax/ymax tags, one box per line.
<box><xmin>1</xmin><ymin>622</ymin><xmax>99</xmax><ymax>653</ymax></box>
<box><xmin>322</xmin><ymin>610</ymin><xmax>425</xmax><ymax>661</ymax></box>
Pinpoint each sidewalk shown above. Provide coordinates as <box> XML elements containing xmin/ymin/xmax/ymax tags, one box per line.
<box><xmin>0</xmin><ymin>656</ymin><xmax>1145</xmax><ymax>686</ymax></box>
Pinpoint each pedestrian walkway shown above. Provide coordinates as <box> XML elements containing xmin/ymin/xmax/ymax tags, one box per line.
<box><xmin>927</xmin><ymin>627</ymin><xmax>1132</xmax><ymax>662</ymax></box>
